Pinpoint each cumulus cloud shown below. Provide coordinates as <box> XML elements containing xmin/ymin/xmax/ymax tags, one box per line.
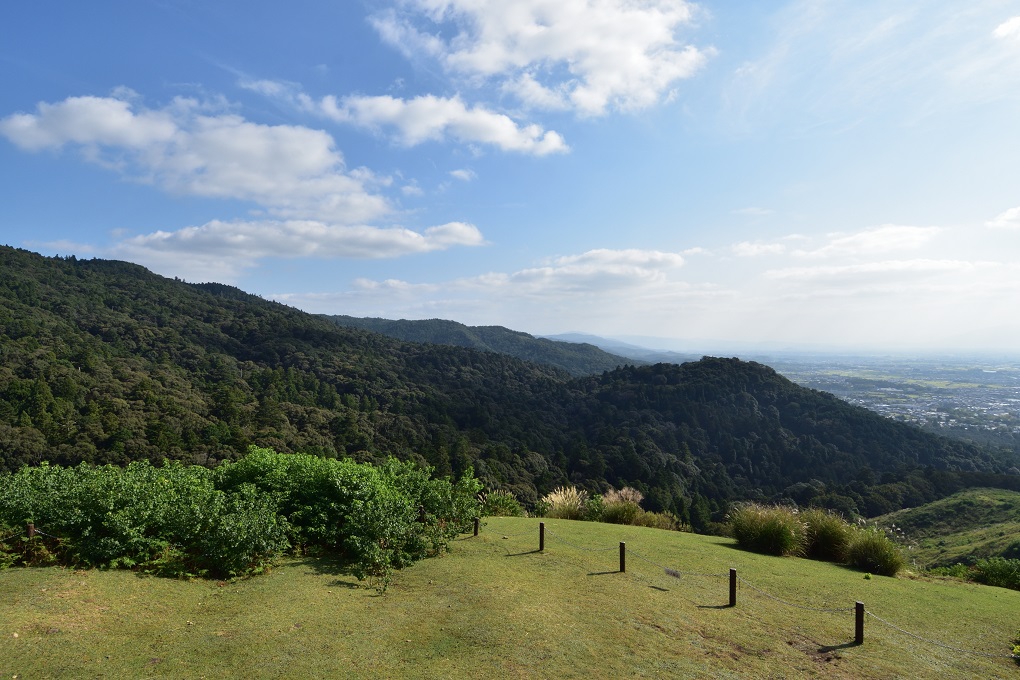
<box><xmin>792</xmin><ymin>224</ymin><xmax>939</xmax><ymax>258</ymax></box>
<box><xmin>315</xmin><ymin>93</ymin><xmax>568</xmax><ymax>155</ymax></box>
<box><xmin>112</xmin><ymin>219</ymin><xmax>485</xmax><ymax>281</ymax></box>
<box><xmin>0</xmin><ymin>93</ymin><xmax>390</xmax><ymax>223</ymax></box>
<box><xmin>370</xmin><ymin>0</ymin><xmax>712</xmax><ymax>116</ymax></box>
<box><xmin>986</xmin><ymin>206</ymin><xmax>1020</xmax><ymax>229</ymax></box>
<box><xmin>993</xmin><ymin>16</ymin><xmax>1020</xmax><ymax>40</ymax></box>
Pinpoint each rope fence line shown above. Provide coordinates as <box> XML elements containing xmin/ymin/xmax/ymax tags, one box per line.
<box><xmin>544</xmin><ymin>527</ymin><xmax>618</xmax><ymax>553</ymax></box>
<box><xmin>734</xmin><ymin>579</ymin><xmax>852</xmax><ymax>615</ymax></box>
<box><xmin>481</xmin><ymin>519</ymin><xmax>1017</xmax><ymax>663</ymax></box>
<box><xmin>864</xmin><ymin>610</ymin><xmax>1016</xmax><ymax>660</ymax></box>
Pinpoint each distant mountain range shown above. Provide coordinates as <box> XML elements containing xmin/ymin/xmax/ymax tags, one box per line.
<box><xmin>2</xmin><ymin>246</ymin><xmax>1017</xmax><ymax>527</ymax></box>
<box><xmin>539</xmin><ymin>332</ymin><xmax>702</xmax><ymax>365</ymax></box>
<box><xmin>322</xmin><ymin>316</ymin><xmax>637</xmax><ymax>377</ymax></box>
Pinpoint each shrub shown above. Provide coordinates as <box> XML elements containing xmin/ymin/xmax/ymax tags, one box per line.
<box><xmin>601</xmin><ymin>501</ymin><xmax>641</xmax><ymax>525</ymax></box>
<box><xmin>727</xmin><ymin>504</ymin><xmax>804</xmax><ymax>556</ymax></box>
<box><xmin>846</xmin><ymin>527</ymin><xmax>905</xmax><ymax>576</ymax></box>
<box><xmin>603</xmin><ymin>487</ymin><xmax>644</xmax><ymax>506</ymax></box>
<box><xmin>801</xmin><ymin>509</ymin><xmax>853</xmax><ymax>562</ymax></box>
<box><xmin>600</xmin><ymin>487</ymin><xmax>643</xmax><ymax>526</ymax></box>
<box><xmin>480</xmin><ymin>490</ymin><xmax>526</xmax><ymax>517</ymax></box>
<box><xmin>541</xmin><ymin>486</ymin><xmax>588</xmax><ymax>520</ymax></box>
<box><xmin>971</xmin><ymin>557</ymin><xmax>1020</xmax><ymax>591</ymax></box>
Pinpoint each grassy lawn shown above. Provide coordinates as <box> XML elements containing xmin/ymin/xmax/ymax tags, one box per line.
<box><xmin>2</xmin><ymin>517</ymin><xmax>1017</xmax><ymax>678</ymax></box>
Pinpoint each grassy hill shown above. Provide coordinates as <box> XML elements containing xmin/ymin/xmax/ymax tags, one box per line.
<box><xmin>322</xmin><ymin>315</ymin><xmax>639</xmax><ymax>376</ymax></box>
<box><xmin>1</xmin><ymin>518</ymin><xmax>1016</xmax><ymax>679</ymax></box>
<box><xmin>876</xmin><ymin>488</ymin><xmax>1020</xmax><ymax>568</ymax></box>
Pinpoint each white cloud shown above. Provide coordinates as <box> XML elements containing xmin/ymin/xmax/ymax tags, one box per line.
<box><xmin>371</xmin><ymin>0</ymin><xmax>712</xmax><ymax>116</ymax></box>
<box><xmin>450</xmin><ymin>168</ymin><xmax>476</xmax><ymax>181</ymax></box>
<box><xmin>792</xmin><ymin>225</ymin><xmax>939</xmax><ymax>258</ymax></box>
<box><xmin>732</xmin><ymin>241</ymin><xmax>785</xmax><ymax>257</ymax></box>
<box><xmin>0</xmin><ymin>93</ymin><xmax>391</xmax><ymax>224</ymax></box>
<box><xmin>315</xmin><ymin>93</ymin><xmax>568</xmax><ymax>155</ymax></box>
<box><xmin>765</xmin><ymin>258</ymin><xmax>976</xmax><ymax>282</ymax></box>
<box><xmin>986</xmin><ymin>206</ymin><xmax>1020</xmax><ymax>229</ymax></box>
<box><xmin>993</xmin><ymin>16</ymin><xmax>1020</xmax><ymax>40</ymax></box>
<box><xmin>113</xmin><ymin>219</ymin><xmax>485</xmax><ymax>281</ymax></box>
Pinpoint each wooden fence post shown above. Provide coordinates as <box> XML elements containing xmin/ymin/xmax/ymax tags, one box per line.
<box><xmin>855</xmin><ymin>602</ymin><xmax>865</xmax><ymax>645</ymax></box>
<box><xmin>473</xmin><ymin>517</ymin><xmax>479</xmax><ymax>536</ymax></box>
<box><xmin>26</xmin><ymin>522</ymin><xmax>35</xmax><ymax>539</ymax></box>
<box><xmin>539</xmin><ymin>522</ymin><xmax>545</xmax><ymax>552</ymax></box>
<box><xmin>619</xmin><ymin>542</ymin><xmax>626</xmax><ymax>573</ymax></box>
<box><xmin>729</xmin><ymin>568</ymin><xmax>737</xmax><ymax>607</ymax></box>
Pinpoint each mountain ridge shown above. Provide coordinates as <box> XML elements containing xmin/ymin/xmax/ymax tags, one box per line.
<box><xmin>2</xmin><ymin>245</ymin><xmax>1017</xmax><ymax>525</ymax></box>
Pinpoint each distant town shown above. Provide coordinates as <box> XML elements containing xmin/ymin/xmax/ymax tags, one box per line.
<box><xmin>765</xmin><ymin>355</ymin><xmax>1020</xmax><ymax>453</ymax></box>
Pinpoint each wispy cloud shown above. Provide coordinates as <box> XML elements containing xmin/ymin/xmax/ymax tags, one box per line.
<box><xmin>112</xmin><ymin>220</ymin><xmax>485</xmax><ymax>282</ymax></box>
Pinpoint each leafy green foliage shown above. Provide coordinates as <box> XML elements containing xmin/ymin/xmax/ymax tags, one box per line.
<box><xmin>0</xmin><ymin>447</ymin><xmax>480</xmax><ymax>583</ymax></box>
<box><xmin>480</xmin><ymin>490</ymin><xmax>526</xmax><ymax>517</ymax></box>
<box><xmin>969</xmin><ymin>557</ymin><xmax>1020</xmax><ymax>591</ymax></box>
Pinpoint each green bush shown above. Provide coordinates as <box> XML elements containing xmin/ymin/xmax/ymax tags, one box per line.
<box><xmin>727</xmin><ymin>504</ymin><xmax>804</xmax><ymax>556</ymax></box>
<box><xmin>0</xmin><ymin>459</ymin><xmax>287</xmax><ymax>578</ymax></box>
<box><xmin>970</xmin><ymin>557</ymin><xmax>1020</xmax><ymax>591</ymax></box>
<box><xmin>0</xmin><ymin>447</ymin><xmax>481</xmax><ymax>585</ymax></box>
<box><xmin>480</xmin><ymin>490</ymin><xmax>526</xmax><ymax>517</ymax></box>
<box><xmin>801</xmin><ymin>509</ymin><xmax>853</xmax><ymax>562</ymax></box>
<box><xmin>846</xmin><ymin>527</ymin><xmax>905</xmax><ymax>576</ymax></box>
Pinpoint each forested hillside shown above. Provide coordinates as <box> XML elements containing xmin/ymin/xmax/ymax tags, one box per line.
<box><xmin>2</xmin><ymin>246</ymin><xmax>1017</xmax><ymax>526</ymax></box>
<box><xmin>323</xmin><ymin>315</ymin><xmax>636</xmax><ymax>376</ymax></box>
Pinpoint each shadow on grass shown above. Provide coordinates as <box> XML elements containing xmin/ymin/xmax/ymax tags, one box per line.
<box><xmin>289</xmin><ymin>555</ymin><xmax>376</xmax><ymax>590</ymax></box>
<box><xmin>818</xmin><ymin>641</ymin><xmax>860</xmax><ymax>652</ymax></box>
<box><xmin>695</xmin><ymin>603</ymin><xmax>733</xmax><ymax>610</ymax></box>
<box><xmin>587</xmin><ymin>570</ymin><xmax>621</xmax><ymax>576</ymax></box>
<box><xmin>504</xmin><ymin>549</ymin><xmax>541</xmax><ymax>557</ymax></box>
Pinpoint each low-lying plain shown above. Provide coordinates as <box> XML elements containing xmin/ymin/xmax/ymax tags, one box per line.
<box><xmin>2</xmin><ymin>517</ymin><xmax>1017</xmax><ymax>679</ymax></box>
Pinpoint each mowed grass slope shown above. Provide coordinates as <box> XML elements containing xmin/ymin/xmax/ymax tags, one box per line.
<box><xmin>2</xmin><ymin>517</ymin><xmax>1017</xmax><ymax>679</ymax></box>
<box><xmin>876</xmin><ymin>488</ymin><xmax>1020</xmax><ymax>567</ymax></box>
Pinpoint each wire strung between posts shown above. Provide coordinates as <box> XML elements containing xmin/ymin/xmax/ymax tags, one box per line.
<box><xmin>736</xmin><ymin>575</ymin><xmax>853</xmax><ymax>614</ymax></box>
<box><xmin>30</xmin><ymin>529</ymin><xmax>60</xmax><ymax>539</ymax></box>
<box><xmin>627</xmin><ymin>549</ymin><xmax>728</xmax><ymax>578</ymax></box>
<box><xmin>0</xmin><ymin>532</ymin><xmax>21</xmax><ymax>543</ymax></box>
<box><xmin>864</xmin><ymin>610</ymin><xmax>1015</xmax><ymax>659</ymax></box>
<box><xmin>543</xmin><ymin>528</ymin><xmax>618</xmax><ymax>552</ymax></box>
<box><xmin>495</xmin><ymin>527</ymin><xmax>537</xmax><ymax>539</ymax></box>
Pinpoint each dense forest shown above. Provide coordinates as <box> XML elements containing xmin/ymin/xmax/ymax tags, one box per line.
<box><xmin>323</xmin><ymin>315</ymin><xmax>637</xmax><ymax>376</ymax></box>
<box><xmin>2</xmin><ymin>246</ymin><xmax>1018</xmax><ymax>528</ymax></box>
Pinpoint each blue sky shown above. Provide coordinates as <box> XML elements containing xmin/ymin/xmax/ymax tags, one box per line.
<box><xmin>2</xmin><ymin>1</ymin><xmax>1019</xmax><ymax>353</ymax></box>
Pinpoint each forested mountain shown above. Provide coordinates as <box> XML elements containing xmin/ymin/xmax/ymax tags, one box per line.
<box><xmin>2</xmin><ymin>246</ymin><xmax>1017</xmax><ymax>526</ymax></box>
<box><xmin>322</xmin><ymin>315</ymin><xmax>636</xmax><ymax>376</ymax></box>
